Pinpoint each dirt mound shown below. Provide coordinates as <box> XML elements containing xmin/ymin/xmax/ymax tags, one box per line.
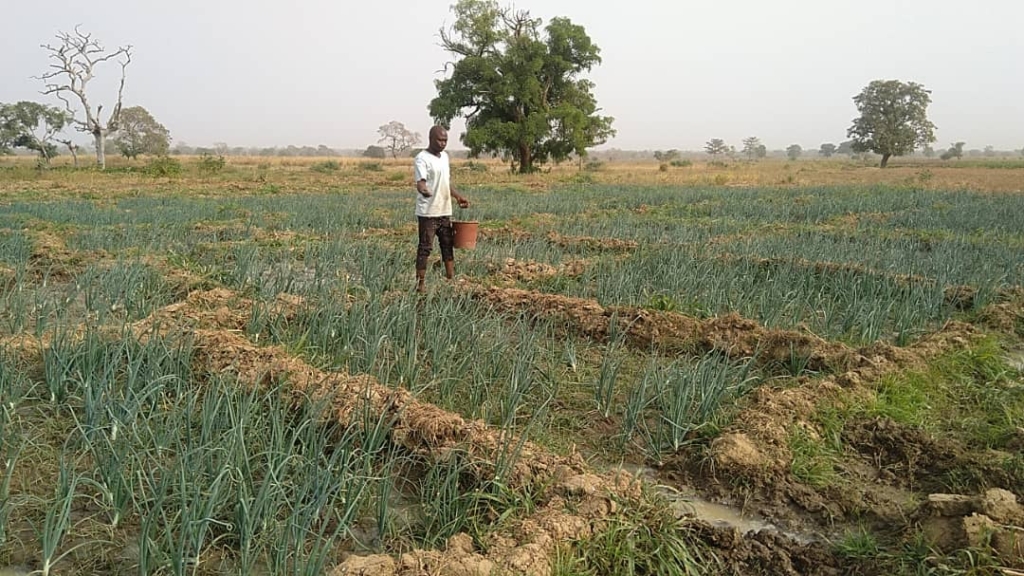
<box><xmin>467</xmin><ymin>285</ymin><xmax>856</xmax><ymax>372</ymax></box>
<box><xmin>487</xmin><ymin>258</ymin><xmax>589</xmax><ymax>284</ymax></box>
<box><xmin>845</xmin><ymin>417</ymin><xmax>1024</xmax><ymax>495</ymax></box>
<box><xmin>545</xmin><ymin>231</ymin><xmax>637</xmax><ymax>253</ymax></box>
<box><xmin>980</xmin><ymin>288</ymin><xmax>1024</xmax><ymax>334</ymax></box>
<box><xmin>130</xmin><ymin>287</ymin><xmax>305</xmax><ymax>338</ymax></box>
<box><xmin>27</xmin><ymin>229</ymin><xmax>100</xmax><ymax>282</ymax></box>
<box><xmin>477</xmin><ymin>225</ymin><xmax>532</xmax><ymax>243</ymax></box>
<box><xmin>919</xmin><ymin>489</ymin><xmax>1024</xmax><ymax>567</ymax></box>
<box><xmin>843</xmin><ymin>417</ymin><xmax>962</xmax><ymax>489</ymax></box>
<box><xmin>691</xmin><ymin>523</ymin><xmax>841</xmax><ymax>576</ymax></box>
<box><xmin>132</xmin><ymin>288</ymin><xmax>850</xmax><ymax>576</ymax></box>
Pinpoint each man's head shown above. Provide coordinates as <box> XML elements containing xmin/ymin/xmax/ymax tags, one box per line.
<box><xmin>428</xmin><ymin>126</ymin><xmax>448</xmax><ymax>155</ymax></box>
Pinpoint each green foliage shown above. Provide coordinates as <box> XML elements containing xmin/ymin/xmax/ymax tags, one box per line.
<box><xmin>197</xmin><ymin>152</ymin><xmax>226</xmax><ymax>173</ymax></box>
<box><xmin>741</xmin><ymin>137</ymin><xmax>764</xmax><ymax>160</ymax></box>
<box><xmin>704</xmin><ymin>138</ymin><xmax>728</xmax><ymax>157</ymax></box>
<box><xmin>143</xmin><ymin>155</ymin><xmax>183</xmax><ymax>177</ymax></box>
<box><xmin>786</xmin><ymin>144</ymin><xmax>803</xmax><ymax>160</ymax></box>
<box><xmin>819</xmin><ymin>143</ymin><xmax>837</xmax><ymax>157</ymax></box>
<box><xmin>362</xmin><ymin>145</ymin><xmax>386</xmax><ymax>159</ymax></box>
<box><xmin>358</xmin><ymin>161</ymin><xmax>384</xmax><ymax>172</ymax></box>
<box><xmin>0</xmin><ymin>101</ymin><xmax>70</xmax><ymax>162</ymax></box>
<box><xmin>788</xmin><ymin>416</ymin><xmax>844</xmax><ymax>488</ymax></box>
<box><xmin>111</xmin><ymin>106</ymin><xmax>171</xmax><ymax>160</ymax></box>
<box><xmin>848</xmin><ymin>80</ymin><xmax>937</xmax><ymax>167</ymax></box>
<box><xmin>834</xmin><ymin>526</ymin><xmax>882</xmax><ymax>560</ymax></box>
<box><xmin>463</xmin><ymin>160</ymin><xmax>489</xmax><ymax>172</ymax></box>
<box><xmin>309</xmin><ymin>160</ymin><xmax>341</xmax><ymax>173</ymax></box>
<box><xmin>653</xmin><ymin>149</ymin><xmax>680</xmax><ymax>162</ymax></box>
<box><xmin>862</xmin><ymin>338</ymin><xmax>1023</xmax><ymax>450</ymax></box>
<box><xmin>429</xmin><ymin>0</ymin><xmax>615</xmax><ymax>173</ymax></box>
<box><xmin>670</xmin><ymin>159</ymin><xmax>693</xmax><ymax>168</ymax></box>
<box><xmin>554</xmin><ymin>493</ymin><xmax>718</xmax><ymax>576</ymax></box>
<box><xmin>940</xmin><ymin>141</ymin><xmax>965</xmax><ymax>161</ymax></box>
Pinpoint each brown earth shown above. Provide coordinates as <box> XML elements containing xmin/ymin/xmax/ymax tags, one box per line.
<box><xmin>125</xmin><ymin>287</ymin><xmax>845</xmax><ymax>575</ymax></box>
<box><xmin>486</xmin><ymin>258</ymin><xmax>589</xmax><ymax>284</ymax></box>
<box><xmin>464</xmin><ymin>284</ymin><xmax>917</xmax><ymax>374</ymax></box>
<box><xmin>545</xmin><ymin>231</ymin><xmax>638</xmax><ymax>253</ymax></box>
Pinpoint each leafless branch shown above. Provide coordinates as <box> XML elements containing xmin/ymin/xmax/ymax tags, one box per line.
<box><xmin>36</xmin><ymin>27</ymin><xmax>132</xmax><ymax>134</ymax></box>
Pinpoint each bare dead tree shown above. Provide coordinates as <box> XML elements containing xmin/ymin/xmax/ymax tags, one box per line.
<box><xmin>57</xmin><ymin>139</ymin><xmax>80</xmax><ymax>167</ymax></box>
<box><xmin>38</xmin><ymin>26</ymin><xmax>132</xmax><ymax>169</ymax></box>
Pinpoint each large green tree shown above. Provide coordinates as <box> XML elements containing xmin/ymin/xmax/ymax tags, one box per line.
<box><xmin>110</xmin><ymin>106</ymin><xmax>170</xmax><ymax>159</ymax></box>
<box><xmin>0</xmin><ymin>101</ymin><xmax>70</xmax><ymax>163</ymax></box>
<box><xmin>847</xmin><ymin>80</ymin><xmax>936</xmax><ymax>168</ymax></box>
<box><xmin>429</xmin><ymin>0</ymin><xmax>615</xmax><ymax>173</ymax></box>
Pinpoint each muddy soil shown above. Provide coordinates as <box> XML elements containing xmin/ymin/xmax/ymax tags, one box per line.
<box><xmin>129</xmin><ymin>288</ymin><xmax>853</xmax><ymax>575</ymax></box>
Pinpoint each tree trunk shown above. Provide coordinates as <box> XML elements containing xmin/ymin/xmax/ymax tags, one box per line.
<box><xmin>880</xmin><ymin>153</ymin><xmax>891</xmax><ymax>168</ymax></box>
<box><xmin>518</xmin><ymin>144</ymin><xmax>532</xmax><ymax>174</ymax></box>
<box><xmin>69</xmin><ymin>146</ymin><xmax>78</xmax><ymax>168</ymax></box>
<box><xmin>94</xmin><ymin>130</ymin><xmax>106</xmax><ymax>169</ymax></box>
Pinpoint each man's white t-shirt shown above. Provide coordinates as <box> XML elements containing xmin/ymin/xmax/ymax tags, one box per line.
<box><xmin>413</xmin><ymin>150</ymin><xmax>452</xmax><ymax>217</ymax></box>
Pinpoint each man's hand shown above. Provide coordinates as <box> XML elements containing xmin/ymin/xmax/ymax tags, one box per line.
<box><xmin>457</xmin><ymin>196</ymin><xmax>470</xmax><ymax>208</ymax></box>
<box><xmin>417</xmin><ymin>180</ymin><xmax>431</xmax><ymax>197</ymax></box>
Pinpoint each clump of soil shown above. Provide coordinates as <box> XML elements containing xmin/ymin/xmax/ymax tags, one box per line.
<box><xmin>486</xmin><ymin>258</ymin><xmax>589</xmax><ymax>284</ymax></box>
<box><xmin>466</xmin><ymin>285</ymin><xmax>857</xmax><ymax>373</ymax></box>
<box><xmin>545</xmin><ymin>231</ymin><xmax>638</xmax><ymax>253</ymax></box>
<box><xmin>943</xmin><ymin>284</ymin><xmax>977</xmax><ymax>310</ymax></box>
<box><xmin>690</xmin><ymin>523</ymin><xmax>842</xmax><ymax>576</ymax></box>
<box><xmin>477</xmin><ymin>225</ymin><xmax>533</xmax><ymax>243</ymax></box>
<box><xmin>918</xmin><ymin>489</ymin><xmax>1024</xmax><ymax>567</ymax></box>
<box><xmin>980</xmin><ymin>288</ymin><xmax>1024</xmax><ymax>334</ymax></box>
<box><xmin>27</xmin><ymin>229</ymin><xmax>100</xmax><ymax>282</ymax></box>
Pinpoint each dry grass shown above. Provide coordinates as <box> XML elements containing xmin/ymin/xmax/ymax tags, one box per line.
<box><xmin>2</xmin><ymin>155</ymin><xmax>1022</xmax><ymax>202</ymax></box>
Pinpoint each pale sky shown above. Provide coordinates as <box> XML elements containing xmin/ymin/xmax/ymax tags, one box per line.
<box><xmin>3</xmin><ymin>0</ymin><xmax>1022</xmax><ymax>151</ymax></box>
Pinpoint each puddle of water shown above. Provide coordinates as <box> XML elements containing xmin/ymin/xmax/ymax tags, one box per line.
<box><xmin>669</xmin><ymin>495</ymin><xmax>778</xmax><ymax>534</ymax></box>
<box><xmin>607</xmin><ymin>463</ymin><xmax>820</xmax><ymax>543</ymax></box>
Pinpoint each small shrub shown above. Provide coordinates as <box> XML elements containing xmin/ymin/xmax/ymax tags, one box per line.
<box><xmin>566</xmin><ymin>172</ymin><xmax>595</xmax><ymax>185</ymax></box>
<box><xmin>647</xmin><ymin>294</ymin><xmax>677</xmax><ymax>311</ymax></box>
<box><xmin>713</xmin><ymin>174</ymin><xmax>729</xmax><ymax>186</ymax></box>
<box><xmin>659</xmin><ymin>163</ymin><xmax>668</xmax><ymax>172</ymax></box>
<box><xmin>197</xmin><ymin>152</ymin><xmax>226</xmax><ymax>174</ymax></box>
<box><xmin>584</xmin><ymin>159</ymin><xmax>605</xmax><ymax>172</ymax></box>
<box><xmin>359</xmin><ymin>161</ymin><xmax>384</xmax><ymax>172</ymax></box>
<box><xmin>670</xmin><ymin>159</ymin><xmax>693</xmax><ymax>168</ymax></box>
<box><xmin>310</xmin><ymin>160</ymin><xmax>341</xmax><ymax>173</ymax></box>
<box><xmin>144</xmin><ymin>156</ymin><xmax>182</xmax><ymax>177</ymax></box>
<box><xmin>464</xmin><ymin>161</ymin><xmax>488</xmax><ymax>173</ymax></box>
<box><xmin>387</xmin><ymin>172</ymin><xmax>406</xmax><ymax>182</ymax></box>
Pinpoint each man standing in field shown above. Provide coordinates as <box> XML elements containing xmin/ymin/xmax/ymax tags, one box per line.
<box><xmin>414</xmin><ymin>125</ymin><xmax>469</xmax><ymax>293</ymax></box>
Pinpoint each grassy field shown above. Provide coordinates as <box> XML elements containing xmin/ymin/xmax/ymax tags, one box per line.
<box><xmin>0</xmin><ymin>155</ymin><xmax>1022</xmax><ymax>575</ymax></box>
